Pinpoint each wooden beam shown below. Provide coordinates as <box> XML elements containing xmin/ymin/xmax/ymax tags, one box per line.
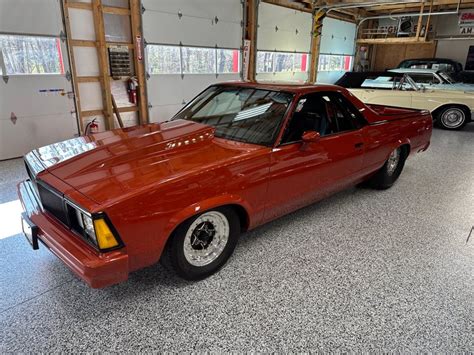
<box><xmin>357</xmin><ymin>37</ymin><xmax>435</xmax><ymax>45</ymax></box>
<box><xmin>65</xmin><ymin>1</ymin><xmax>92</xmax><ymax>10</ymax></box>
<box><xmin>102</xmin><ymin>6</ymin><xmax>131</xmax><ymax>16</ymax></box>
<box><xmin>82</xmin><ymin>106</ymin><xmax>138</xmax><ymax>117</ymax></box>
<box><xmin>308</xmin><ymin>10</ymin><xmax>326</xmax><ymax>83</ymax></box>
<box><xmin>415</xmin><ymin>1</ymin><xmax>425</xmax><ymax>40</ymax></box>
<box><xmin>76</xmin><ymin>76</ymin><xmax>101</xmax><ymax>83</ymax></box>
<box><xmin>245</xmin><ymin>0</ymin><xmax>258</xmax><ymax>81</ymax></box>
<box><xmin>130</xmin><ymin>0</ymin><xmax>148</xmax><ymax>125</ymax></box>
<box><xmin>62</xmin><ymin>0</ymin><xmax>84</xmax><ymax>133</ymax></box>
<box><xmin>70</xmin><ymin>39</ymin><xmax>96</xmax><ymax>47</ymax></box>
<box><xmin>92</xmin><ymin>0</ymin><xmax>114</xmax><ymax>130</ymax></box>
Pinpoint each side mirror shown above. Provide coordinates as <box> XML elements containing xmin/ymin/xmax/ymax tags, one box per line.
<box><xmin>301</xmin><ymin>131</ymin><xmax>320</xmax><ymax>150</ymax></box>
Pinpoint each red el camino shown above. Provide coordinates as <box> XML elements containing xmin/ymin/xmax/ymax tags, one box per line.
<box><xmin>18</xmin><ymin>82</ymin><xmax>432</xmax><ymax>288</ymax></box>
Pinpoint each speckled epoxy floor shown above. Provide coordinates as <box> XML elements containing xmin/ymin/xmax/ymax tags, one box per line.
<box><xmin>0</xmin><ymin>127</ymin><xmax>473</xmax><ymax>352</ymax></box>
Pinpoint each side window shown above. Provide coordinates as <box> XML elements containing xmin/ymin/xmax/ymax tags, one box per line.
<box><xmin>281</xmin><ymin>92</ymin><xmax>365</xmax><ymax>144</ymax></box>
<box><xmin>323</xmin><ymin>93</ymin><xmax>365</xmax><ymax>133</ymax></box>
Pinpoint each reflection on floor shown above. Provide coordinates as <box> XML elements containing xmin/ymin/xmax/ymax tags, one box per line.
<box><xmin>0</xmin><ymin>127</ymin><xmax>473</xmax><ymax>352</ymax></box>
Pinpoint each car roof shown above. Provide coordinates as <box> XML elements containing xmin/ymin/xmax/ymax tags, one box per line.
<box><xmin>215</xmin><ymin>80</ymin><xmax>342</xmax><ymax>94</ymax></box>
<box><xmin>390</xmin><ymin>68</ymin><xmax>439</xmax><ymax>74</ymax></box>
<box><xmin>399</xmin><ymin>58</ymin><xmax>458</xmax><ymax>63</ymax></box>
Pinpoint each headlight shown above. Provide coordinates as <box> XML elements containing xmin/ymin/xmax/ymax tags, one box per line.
<box><xmin>73</xmin><ymin>206</ymin><xmax>120</xmax><ymax>250</ymax></box>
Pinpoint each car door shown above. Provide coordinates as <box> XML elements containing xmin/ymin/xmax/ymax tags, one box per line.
<box><xmin>263</xmin><ymin>92</ymin><xmax>366</xmax><ymax>222</ymax></box>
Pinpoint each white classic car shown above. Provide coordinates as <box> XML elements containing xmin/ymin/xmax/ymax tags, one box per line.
<box><xmin>389</xmin><ymin>69</ymin><xmax>474</xmax><ymax>92</ymax></box>
<box><xmin>336</xmin><ymin>72</ymin><xmax>474</xmax><ymax>130</ymax></box>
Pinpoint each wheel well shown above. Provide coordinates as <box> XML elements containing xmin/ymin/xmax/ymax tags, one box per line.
<box><xmin>400</xmin><ymin>143</ymin><xmax>410</xmax><ymax>159</ymax></box>
<box><xmin>226</xmin><ymin>204</ymin><xmax>250</xmax><ymax>233</ymax></box>
<box><xmin>432</xmin><ymin>104</ymin><xmax>471</xmax><ymax>121</ymax></box>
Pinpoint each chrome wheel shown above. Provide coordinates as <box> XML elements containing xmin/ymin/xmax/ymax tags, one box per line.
<box><xmin>440</xmin><ymin>108</ymin><xmax>465</xmax><ymax>129</ymax></box>
<box><xmin>386</xmin><ymin>148</ymin><xmax>400</xmax><ymax>176</ymax></box>
<box><xmin>183</xmin><ymin>211</ymin><xmax>230</xmax><ymax>267</ymax></box>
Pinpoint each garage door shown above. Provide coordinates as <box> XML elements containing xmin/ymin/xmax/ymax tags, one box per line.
<box><xmin>142</xmin><ymin>0</ymin><xmax>243</xmax><ymax>122</ymax></box>
<box><xmin>0</xmin><ymin>0</ymin><xmax>78</xmax><ymax>160</ymax></box>
<box><xmin>317</xmin><ymin>17</ymin><xmax>356</xmax><ymax>84</ymax></box>
<box><xmin>256</xmin><ymin>3</ymin><xmax>312</xmax><ymax>82</ymax></box>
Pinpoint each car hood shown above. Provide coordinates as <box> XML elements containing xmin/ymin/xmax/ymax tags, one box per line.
<box><xmin>30</xmin><ymin>120</ymin><xmax>265</xmax><ymax>205</ymax></box>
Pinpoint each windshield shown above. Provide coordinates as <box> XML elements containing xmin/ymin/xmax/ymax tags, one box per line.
<box><xmin>173</xmin><ymin>86</ymin><xmax>294</xmax><ymax>146</ymax></box>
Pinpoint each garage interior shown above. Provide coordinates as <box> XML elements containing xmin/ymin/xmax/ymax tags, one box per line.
<box><xmin>0</xmin><ymin>0</ymin><xmax>473</xmax><ymax>352</ymax></box>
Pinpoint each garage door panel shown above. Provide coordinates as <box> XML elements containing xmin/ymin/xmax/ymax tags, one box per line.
<box><xmin>147</xmin><ymin>75</ymin><xmax>184</xmax><ymax>108</ymax></box>
<box><xmin>257</xmin><ymin>3</ymin><xmax>312</xmax><ymax>53</ymax></box>
<box><xmin>150</xmin><ymin>104</ymin><xmax>184</xmax><ymax>123</ymax></box>
<box><xmin>0</xmin><ymin>76</ymin><xmax>73</xmax><ymax>118</ymax></box>
<box><xmin>143</xmin><ymin>12</ymin><xmax>241</xmax><ymax>48</ymax></box>
<box><xmin>143</xmin><ymin>0</ymin><xmax>242</xmax><ymax>25</ymax></box>
<box><xmin>0</xmin><ymin>113</ymin><xmax>77</xmax><ymax>160</ymax></box>
<box><xmin>320</xmin><ymin>18</ymin><xmax>356</xmax><ymax>55</ymax></box>
<box><xmin>0</xmin><ymin>0</ymin><xmax>63</xmax><ymax>35</ymax></box>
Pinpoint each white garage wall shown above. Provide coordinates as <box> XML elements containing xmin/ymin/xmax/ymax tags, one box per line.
<box><xmin>143</xmin><ymin>0</ymin><xmax>243</xmax><ymax>122</ymax></box>
<box><xmin>0</xmin><ymin>0</ymin><xmax>78</xmax><ymax>160</ymax></box>
<box><xmin>433</xmin><ymin>14</ymin><xmax>474</xmax><ymax>69</ymax></box>
<box><xmin>317</xmin><ymin>17</ymin><xmax>356</xmax><ymax>84</ymax></box>
<box><xmin>256</xmin><ymin>3</ymin><xmax>312</xmax><ymax>82</ymax></box>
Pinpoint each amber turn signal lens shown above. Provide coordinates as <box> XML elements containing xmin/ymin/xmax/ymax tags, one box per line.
<box><xmin>93</xmin><ymin>218</ymin><xmax>119</xmax><ymax>249</ymax></box>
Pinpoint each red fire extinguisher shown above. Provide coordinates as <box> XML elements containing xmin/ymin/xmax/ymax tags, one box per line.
<box><xmin>85</xmin><ymin>118</ymin><xmax>99</xmax><ymax>134</ymax></box>
<box><xmin>127</xmin><ymin>77</ymin><xmax>138</xmax><ymax>105</ymax></box>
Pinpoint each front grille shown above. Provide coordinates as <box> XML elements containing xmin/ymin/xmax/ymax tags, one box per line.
<box><xmin>37</xmin><ymin>183</ymin><xmax>69</xmax><ymax>226</ymax></box>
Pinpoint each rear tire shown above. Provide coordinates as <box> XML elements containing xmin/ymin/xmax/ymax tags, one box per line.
<box><xmin>162</xmin><ymin>207</ymin><xmax>240</xmax><ymax>280</ymax></box>
<box><xmin>436</xmin><ymin>106</ymin><xmax>468</xmax><ymax>130</ymax></box>
<box><xmin>368</xmin><ymin>147</ymin><xmax>406</xmax><ymax>190</ymax></box>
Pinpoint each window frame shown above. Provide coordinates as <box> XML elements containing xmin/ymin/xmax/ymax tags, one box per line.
<box><xmin>0</xmin><ymin>33</ymin><xmax>65</xmax><ymax>76</ymax></box>
<box><xmin>278</xmin><ymin>91</ymin><xmax>367</xmax><ymax>146</ymax></box>
<box><xmin>146</xmin><ymin>44</ymin><xmax>241</xmax><ymax>76</ymax></box>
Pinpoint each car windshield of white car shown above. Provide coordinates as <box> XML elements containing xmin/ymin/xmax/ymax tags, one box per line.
<box><xmin>173</xmin><ymin>86</ymin><xmax>294</xmax><ymax>146</ymax></box>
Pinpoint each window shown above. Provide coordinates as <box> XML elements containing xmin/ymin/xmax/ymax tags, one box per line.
<box><xmin>182</xmin><ymin>47</ymin><xmax>216</xmax><ymax>74</ymax></box>
<box><xmin>147</xmin><ymin>45</ymin><xmax>180</xmax><ymax>74</ymax></box>
<box><xmin>282</xmin><ymin>92</ymin><xmax>364</xmax><ymax>144</ymax></box>
<box><xmin>217</xmin><ymin>49</ymin><xmax>240</xmax><ymax>74</ymax></box>
<box><xmin>174</xmin><ymin>86</ymin><xmax>294</xmax><ymax>146</ymax></box>
<box><xmin>318</xmin><ymin>54</ymin><xmax>353</xmax><ymax>72</ymax></box>
<box><xmin>408</xmin><ymin>73</ymin><xmax>441</xmax><ymax>85</ymax></box>
<box><xmin>257</xmin><ymin>51</ymin><xmax>309</xmax><ymax>74</ymax></box>
<box><xmin>0</xmin><ymin>35</ymin><xmax>64</xmax><ymax>75</ymax></box>
<box><xmin>147</xmin><ymin>45</ymin><xmax>240</xmax><ymax>75</ymax></box>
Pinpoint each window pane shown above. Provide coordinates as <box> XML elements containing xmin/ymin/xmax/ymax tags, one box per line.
<box><xmin>294</xmin><ymin>53</ymin><xmax>308</xmax><ymax>72</ymax></box>
<box><xmin>182</xmin><ymin>47</ymin><xmax>215</xmax><ymax>74</ymax></box>
<box><xmin>257</xmin><ymin>52</ymin><xmax>274</xmax><ymax>73</ymax></box>
<box><xmin>274</xmin><ymin>53</ymin><xmax>293</xmax><ymax>72</ymax></box>
<box><xmin>217</xmin><ymin>49</ymin><xmax>240</xmax><ymax>74</ymax></box>
<box><xmin>0</xmin><ymin>35</ymin><xmax>63</xmax><ymax>74</ymax></box>
<box><xmin>318</xmin><ymin>54</ymin><xmax>353</xmax><ymax>72</ymax></box>
<box><xmin>147</xmin><ymin>45</ymin><xmax>181</xmax><ymax>74</ymax></box>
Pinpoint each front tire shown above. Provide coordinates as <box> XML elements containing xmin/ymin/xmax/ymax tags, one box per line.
<box><xmin>368</xmin><ymin>147</ymin><xmax>406</xmax><ymax>190</ymax></box>
<box><xmin>436</xmin><ymin>106</ymin><xmax>468</xmax><ymax>130</ymax></box>
<box><xmin>162</xmin><ymin>207</ymin><xmax>240</xmax><ymax>280</ymax></box>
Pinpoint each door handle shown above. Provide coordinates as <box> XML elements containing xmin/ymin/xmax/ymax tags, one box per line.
<box><xmin>354</xmin><ymin>142</ymin><xmax>364</xmax><ymax>149</ymax></box>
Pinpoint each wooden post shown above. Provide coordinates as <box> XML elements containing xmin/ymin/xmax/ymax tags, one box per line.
<box><xmin>424</xmin><ymin>0</ymin><xmax>434</xmax><ymax>41</ymax></box>
<box><xmin>245</xmin><ymin>0</ymin><xmax>258</xmax><ymax>81</ymax></box>
<box><xmin>415</xmin><ymin>1</ymin><xmax>425</xmax><ymax>40</ymax></box>
<box><xmin>130</xmin><ymin>0</ymin><xmax>148</xmax><ymax>124</ymax></box>
<box><xmin>92</xmin><ymin>0</ymin><xmax>114</xmax><ymax>130</ymax></box>
<box><xmin>62</xmin><ymin>0</ymin><xmax>84</xmax><ymax>133</ymax></box>
<box><xmin>308</xmin><ymin>9</ymin><xmax>326</xmax><ymax>83</ymax></box>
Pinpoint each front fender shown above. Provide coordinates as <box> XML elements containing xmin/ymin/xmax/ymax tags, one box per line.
<box><xmin>163</xmin><ymin>194</ymin><xmax>252</xmax><ymax>242</ymax></box>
